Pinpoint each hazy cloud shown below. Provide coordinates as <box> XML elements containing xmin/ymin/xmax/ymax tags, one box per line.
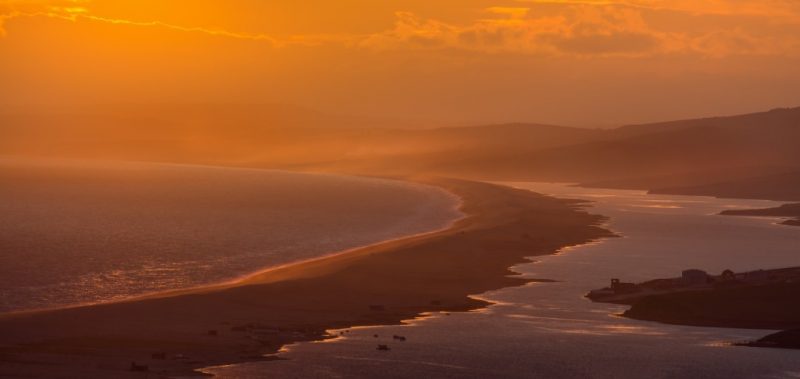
<box><xmin>358</xmin><ymin>1</ymin><xmax>800</xmax><ymax>57</ymax></box>
<box><xmin>0</xmin><ymin>0</ymin><xmax>281</xmax><ymax>44</ymax></box>
<box><xmin>541</xmin><ymin>32</ymin><xmax>659</xmax><ymax>55</ymax></box>
<box><xmin>2</xmin><ymin>0</ymin><xmax>800</xmax><ymax>57</ymax></box>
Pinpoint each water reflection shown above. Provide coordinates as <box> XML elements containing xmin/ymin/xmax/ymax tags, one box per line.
<box><xmin>208</xmin><ymin>182</ymin><xmax>799</xmax><ymax>379</ymax></box>
<box><xmin>0</xmin><ymin>159</ymin><xmax>461</xmax><ymax>312</ymax></box>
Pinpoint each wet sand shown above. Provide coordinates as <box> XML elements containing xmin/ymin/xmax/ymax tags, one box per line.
<box><xmin>0</xmin><ymin>178</ymin><xmax>611</xmax><ymax>378</ymax></box>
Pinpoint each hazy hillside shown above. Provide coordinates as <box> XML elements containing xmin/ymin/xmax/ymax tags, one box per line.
<box><xmin>3</xmin><ymin>104</ymin><xmax>800</xmax><ymax>201</ymax></box>
<box><xmin>322</xmin><ymin>107</ymin><xmax>800</xmax><ymax>200</ymax></box>
<box><xmin>0</xmin><ymin>104</ymin><xmax>605</xmax><ymax>167</ymax></box>
<box><xmin>530</xmin><ymin>112</ymin><xmax>800</xmax><ymax>181</ymax></box>
<box><xmin>613</xmin><ymin>107</ymin><xmax>800</xmax><ymax>138</ymax></box>
<box><xmin>0</xmin><ymin>104</ymin><xmax>428</xmax><ymax>165</ymax></box>
<box><xmin>650</xmin><ymin>171</ymin><xmax>800</xmax><ymax>201</ymax></box>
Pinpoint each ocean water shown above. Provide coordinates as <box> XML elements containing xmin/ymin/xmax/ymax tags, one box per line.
<box><xmin>207</xmin><ymin>182</ymin><xmax>800</xmax><ymax>379</ymax></box>
<box><xmin>0</xmin><ymin>158</ymin><xmax>462</xmax><ymax>313</ymax></box>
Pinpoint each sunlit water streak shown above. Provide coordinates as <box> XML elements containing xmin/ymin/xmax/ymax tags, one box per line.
<box><xmin>0</xmin><ymin>158</ymin><xmax>462</xmax><ymax>313</ymax></box>
<box><xmin>208</xmin><ymin>182</ymin><xmax>800</xmax><ymax>379</ymax></box>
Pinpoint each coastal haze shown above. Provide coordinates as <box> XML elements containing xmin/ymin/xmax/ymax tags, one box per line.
<box><xmin>4</xmin><ymin>104</ymin><xmax>800</xmax><ymax>197</ymax></box>
<box><xmin>1</xmin><ymin>0</ymin><xmax>800</xmax><ymax>378</ymax></box>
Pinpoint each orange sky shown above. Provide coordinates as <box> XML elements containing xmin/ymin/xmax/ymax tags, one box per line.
<box><xmin>2</xmin><ymin>0</ymin><xmax>800</xmax><ymax>125</ymax></box>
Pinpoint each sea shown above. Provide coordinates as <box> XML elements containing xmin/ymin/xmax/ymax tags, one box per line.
<box><xmin>0</xmin><ymin>157</ymin><xmax>462</xmax><ymax>313</ymax></box>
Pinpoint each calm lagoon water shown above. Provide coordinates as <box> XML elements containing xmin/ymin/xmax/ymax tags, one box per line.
<box><xmin>208</xmin><ymin>182</ymin><xmax>800</xmax><ymax>379</ymax></box>
<box><xmin>0</xmin><ymin>158</ymin><xmax>462</xmax><ymax>313</ymax></box>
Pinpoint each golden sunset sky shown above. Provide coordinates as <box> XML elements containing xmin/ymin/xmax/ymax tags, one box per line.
<box><xmin>2</xmin><ymin>0</ymin><xmax>800</xmax><ymax>125</ymax></box>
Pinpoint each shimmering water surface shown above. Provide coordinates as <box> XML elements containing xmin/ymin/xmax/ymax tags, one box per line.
<box><xmin>208</xmin><ymin>182</ymin><xmax>800</xmax><ymax>379</ymax></box>
<box><xmin>0</xmin><ymin>158</ymin><xmax>462</xmax><ymax>313</ymax></box>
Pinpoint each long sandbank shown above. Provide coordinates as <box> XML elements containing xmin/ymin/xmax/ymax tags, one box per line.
<box><xmin>0</xmin><ymin>178</ymin><xmax>612</xmax><ymax>378</ymax></box>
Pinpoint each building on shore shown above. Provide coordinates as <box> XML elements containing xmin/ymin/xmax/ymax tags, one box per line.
<box><xmin>681</xmin><ymin>269</ymin><xmax>709</xmax><ymax>286</ymax></box>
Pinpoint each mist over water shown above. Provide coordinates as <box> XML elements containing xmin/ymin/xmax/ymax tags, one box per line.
<box><xmin>0</xmin><ymin>158</ymin><xmax>462</xmax><ymax>313</ymax></box>
<box><xmin>209</xmin><ymin>183</ymin><xmax>800</xmax><ymax>379</ymax></box>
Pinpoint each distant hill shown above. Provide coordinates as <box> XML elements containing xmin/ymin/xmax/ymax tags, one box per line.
<box><xmin>651</xmin><ymin>171</ymin><xmax>800</xmax><ymax>201</ymax></box>
<box><xmin>333</xmin><ymin>107</ymin><xmax>800</xmax><ymax>201</ymax></box>
<box><xmin>363</xmin><ymin>108</ymin><xmax>799</xmax><ymax>183</ymax></box>
<box><xmin>613</xmin><ymin>107</ymin><xmax>800</xmax><ymax>138</ymax></box>
<box><xmin>3</xmin><ymin>104</ymin><xmax>800</xmax><ymax>201</ymax></box>
<box><xmin>481</xmin><ymin>107</ymin><xmax>800</xmax><ymax>181</ymax></box>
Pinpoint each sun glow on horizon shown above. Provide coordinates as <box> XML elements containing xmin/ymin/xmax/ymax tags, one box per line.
<box><xmin>2</xmin><ymin>0</ymin><xmax>800</xmax><ymax>124</ymax></box>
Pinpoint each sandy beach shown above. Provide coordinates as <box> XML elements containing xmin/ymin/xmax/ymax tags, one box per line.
<box><xmin>0</xmin><ymin>178</ymin><xmax>612</xmax><ymax>378</ymax></box>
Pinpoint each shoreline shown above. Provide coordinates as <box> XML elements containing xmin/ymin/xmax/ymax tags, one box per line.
<box><xmin>0</xmin><ymin>202</ymin><xmax>464</xmax><ymax>318</ymax></box>
<box><xmin>720</xmin><ymin>203</ymin><xmax>800</xmax><ymax>227</ymax></box>
<box><xmin>0</xmin><ymin>178</ymin><xmax>613</xmax><ymax>378</ymax></box>
<box><xmin>587</xmin><ymin>267</ymin><xmax>800</xmax><ymax>349</ymax></box>
<box><xmin>0</xmin><ymin>163</ymin><xmax>464</xmax><ymax>316</ymax></box>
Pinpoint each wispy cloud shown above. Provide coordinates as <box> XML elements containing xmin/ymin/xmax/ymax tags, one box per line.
<box><xmin>0</xmin><ymin>1</ymin><xmax>370</xmax><ymax>47</ymax></box>
<box><xmin>359</xmin><ymin>7</ymin><xmax>663</xmax><ymax>57</ymax></box>
<box><xmin>0</xmin><ymin>1</ymin><xmax>282</xmax><ymax>44</ymax></box>
<box><xmin>78</xmin><ymin>14</ymin><xmax>279</xmax><ymax>44</ymax></box>
<box><xmin>518</xmin><ymin>0</ymin><xmax>800</xmax><ymax>18</ymax></box>
<box><xmin>3</xmin><ymin>0</ymin><xmax>800</xmax><ymax>57</ymax></box>
<box><xmin>360</xmin><ymin>1</ymin><xmax>800</xmax><ymax>57</ymax></box>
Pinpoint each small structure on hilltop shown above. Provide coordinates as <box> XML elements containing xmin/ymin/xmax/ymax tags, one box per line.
<box><xmin>586</xmin><ymin>278</ymin><xmax>640</xmax><ymax>300</ymax></box>
<box><xmin>681</xmin><ymin>269</ymin><xmax>709</xmax><ymax>286</ymax></box>
<box><xmin>589</xmin><ymin>267</ymin><xmax>800</xmax><ymax>304</ymax></box>
<box><xmin>721</xmin><ymin>269</ymin><xmax>736</xmax><ymax>281</ymax></box>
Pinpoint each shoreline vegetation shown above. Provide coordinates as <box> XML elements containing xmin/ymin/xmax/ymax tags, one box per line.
<box><xmin>0</xmin><ymin>178</ymin><xmax>613</xmax><ymax>378</ymax></box>
<box><xmin>587</xmin><ymin>267</ymin><xmax>800</xmax><ymax>350</ymax></box>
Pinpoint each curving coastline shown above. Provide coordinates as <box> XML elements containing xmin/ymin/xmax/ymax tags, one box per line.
<box><xmin>0</xmin><ymin>178</ymin><xmax>612</xmax><ymax>378</ymax></box>
<box><xmin>0</xmin><ymin>158</ymin><xmax>463</xmax><ymax>314</ymax></box>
